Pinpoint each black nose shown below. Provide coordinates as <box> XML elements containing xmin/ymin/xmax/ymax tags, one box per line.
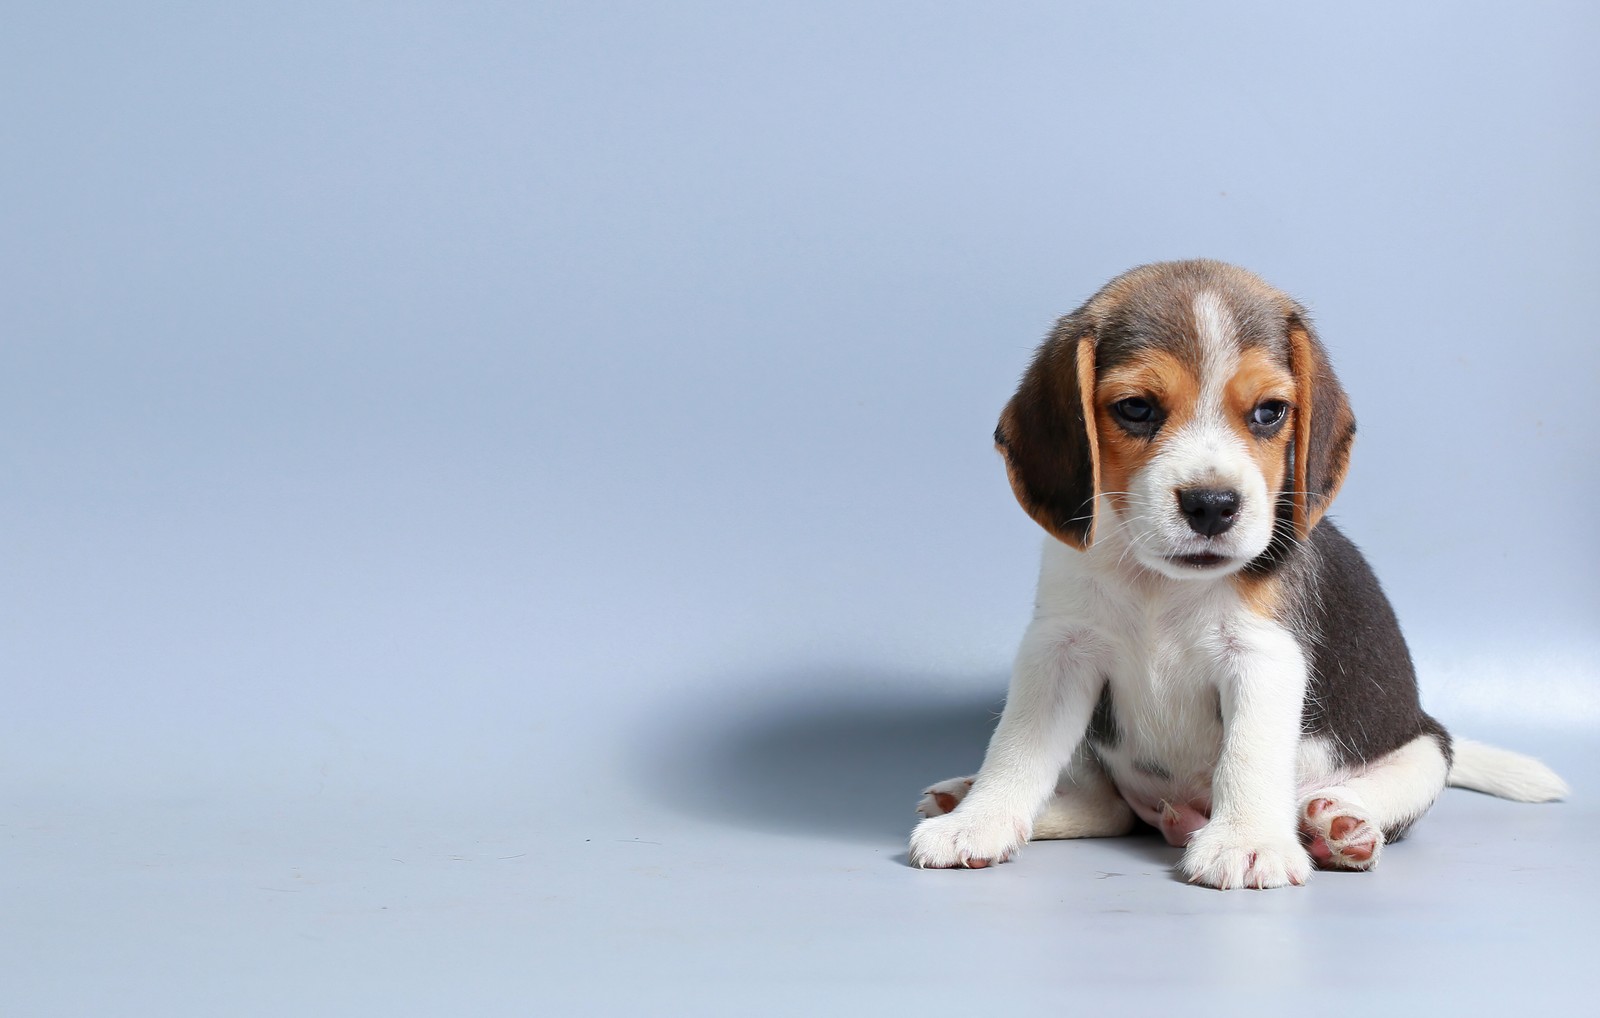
<box><xmin>1177</xmin><ymin>488</ymin><xmax>1240</xmax><ymax>537</ymax></box>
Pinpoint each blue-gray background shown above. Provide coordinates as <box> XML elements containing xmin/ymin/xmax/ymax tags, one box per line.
<box><xmin>4</xmin><ymin>4</ymin><xmax>1597</xmax><ymax>1015</ymax></box>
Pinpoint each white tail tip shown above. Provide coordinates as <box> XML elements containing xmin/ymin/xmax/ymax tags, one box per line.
<box><xmin>1447</xmin><ymin>738</ymin><xmax>1570</xmax><ymax>802</ymax></box>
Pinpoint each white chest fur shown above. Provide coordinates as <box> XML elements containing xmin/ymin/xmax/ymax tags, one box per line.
<box><xmin>1034</xmin><ymin>540</ymin><xmax>1302</xmax><ymax>820</ymax></box>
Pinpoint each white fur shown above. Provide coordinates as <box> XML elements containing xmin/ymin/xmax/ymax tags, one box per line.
<box><xmin>910</xmin><ymin>532</ymin><xmax>1323</xmax><ymax>887</ymax></box>
<box><xmin>1032</xmin><ymin>748</ymin><xmax>1138</xmax><ymax>840</ymax></box>
<box><xmin>1177</xmin><ymin>612</ymin><xmax>1312</xmax><ymax>888</ymax></box>
<box><xmin>917</xmin><ymin>749</ymin><xmax>1140</xmax><ymax>840</ymax></box>
<box><xmin>1324</xmin><ymin>734</ymin><xmax>1450</xmax><ymax>822</ymax></box>
<box><xmin>1448</xmin><ymin>739</ymin><xmax>1569</xmax><ymax>802</ymax></box>
<box><xmin>908</xmin><ymin>620</ymin><xmax>1106</xmax><ymax>868</ymax></box>
<box><xmin>1191</xmin><ymin>292</ymin><xmax>1239</xmax><ymax>431</ymax></box>
<box><xmin>1297</xmin><ymin>734</ymin><xmax>1452</xmax><ymax>870</ymax></box>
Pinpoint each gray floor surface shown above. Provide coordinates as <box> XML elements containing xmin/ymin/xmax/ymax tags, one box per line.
<box><xmin>7</xmin><ymin>694</ymin><xmax>1592</xmax><ymax>1016</ymax></box>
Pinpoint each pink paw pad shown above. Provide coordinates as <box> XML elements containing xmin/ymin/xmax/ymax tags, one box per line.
<box><xmin>1301</xmin><ymin>796</ymin><xmax>1381</xmax><ymax>871</ymax></box>
<box><xmin>962</xmin><ymin>845</ymin><xmax>1014</xmax><ymax>869</ymax></box>
<box><xmin>1307</xmin><ymin>835</ymin><xmax>1335</xmax><ymax>864</ymax></box>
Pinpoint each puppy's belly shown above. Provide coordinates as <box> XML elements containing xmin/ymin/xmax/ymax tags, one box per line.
<box><xmin>1094</xmin><ymin>732</ymin><xmax>1349</xmax><ymax>847</ymax></box>
<box><xmin>1097</xmin><ymin>749</ymin><xmax>1217</xmax><ymax>846</ymax></box>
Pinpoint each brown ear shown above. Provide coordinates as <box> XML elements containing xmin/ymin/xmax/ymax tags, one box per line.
<box><xmin>994</xmin><ymin>314</ymin><xmax>1101</xmax><ymax>549</ymax></box>
<box><xmin>1288</xmin><ymin>313</ymin><xmax>1356</xmax><ymax>538</ymax></box>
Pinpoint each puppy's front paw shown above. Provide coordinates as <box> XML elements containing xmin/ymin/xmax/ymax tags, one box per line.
<box><xmin>908</xmin><ymin>811</ymin><xmax>1028</xmax><ymax>869</ymax></box>
<box><xmin>1181</xmin><ymin>822</ymin><xmax>1311</xmax><ymax>890</ymax></box>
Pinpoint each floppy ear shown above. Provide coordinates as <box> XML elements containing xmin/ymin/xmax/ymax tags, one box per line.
<box><xmin>994</xmin><ymin>313</ymin><xmax>1101</xmax><ymax>549</ymax></box>
<box><xmin>1287</xmin><ymin>313</ymin><xmax>1356</xmax><ymax>538</ymax></box>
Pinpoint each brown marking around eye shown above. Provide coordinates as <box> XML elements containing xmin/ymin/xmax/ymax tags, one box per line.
<box><xmin>1093</xmin><ymin>349</ymin><xmax>1200</xmax><ymax>517</ymax></box>
<box><xmin>1223</xmin><ymin>347</ymin><xmax>1297</xmax><ymax>505</ymax></box>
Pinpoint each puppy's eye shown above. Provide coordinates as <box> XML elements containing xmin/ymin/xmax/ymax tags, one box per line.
<box><xmin>1112</xmin><ymin>398</ymin><xmax>1156</xmax><ymax>423</ymax></box>
<box><xmin>1249</xmin><ymin>400</ymin><xmax>1289</xmax><ymax>432</ymax></box>
<box><xmin>1110</xmin><ymin>397</ymin><xmax>1162</xmax><ymax>437</ymax></box>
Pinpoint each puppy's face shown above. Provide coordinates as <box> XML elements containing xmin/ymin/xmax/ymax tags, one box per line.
<box><xmin>996</xmin><ymin>261</ymin><xmax>1354</xmax><ymax>578</ymax></box>
<box><xmin>1093</xmin><ymin>317</ymin><xmax>1294</xmax><ymax>577</ymax></box>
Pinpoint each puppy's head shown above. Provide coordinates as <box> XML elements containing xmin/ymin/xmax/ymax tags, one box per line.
<box><xmin>995</xmin><ymin>260</ymin><xmax>1354</xmax><ymax>578</ymax></box>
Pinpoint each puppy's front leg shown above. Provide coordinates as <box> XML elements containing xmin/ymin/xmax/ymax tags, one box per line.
<box><xmin>909</xmin><ymin>623</ymin><xmax>1102</xmax><ymax>868</ymax></box>
<box><xmin>1182</xmin><ymin>624</ymin><xmax>1313</xmax><ymax>889</ymax></box>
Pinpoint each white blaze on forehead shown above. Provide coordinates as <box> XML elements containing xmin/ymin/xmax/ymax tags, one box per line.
<box><xmin>1191</xmin><ymin>291</ymin><xmax>1239</xmax><ymax>417</ymax></box>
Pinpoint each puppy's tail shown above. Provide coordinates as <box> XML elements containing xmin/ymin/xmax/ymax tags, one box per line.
<box><xmin>1447</xmin><ymin>738</ymin><xmax>1569</xmax><ymax>802</ymax></box>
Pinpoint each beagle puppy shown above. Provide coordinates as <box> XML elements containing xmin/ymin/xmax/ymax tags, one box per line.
<box><xmin>910</xmin><ymin>259</ymin><xmax>1567</xmax><ymax>889</ymax></box>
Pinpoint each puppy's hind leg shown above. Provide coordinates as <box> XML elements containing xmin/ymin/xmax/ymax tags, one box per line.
<box><xmin>915</xmin><ymin>776</ymin><xmax>975</xmax><ymax>818</ymax></box>
<box><xmin>917</xmin><ymin>747</ymin><xmax>1136</xmax><ymax>840</ymax></box>
<box><xmin>1033</xmin><ymin>747</ymin><xmax>1138</xmax><ymax>839</ymax></box>
<box><xmin>1299</xmin><ymin>732</ymin><xmax>1449</xmax><ymax>871</ymax></box>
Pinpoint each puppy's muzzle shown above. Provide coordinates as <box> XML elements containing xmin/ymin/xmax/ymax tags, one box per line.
<box><xmin>1177</xmin><ymin>487</ymin><xmax>1240</xmax><ymax>537</ymax></box>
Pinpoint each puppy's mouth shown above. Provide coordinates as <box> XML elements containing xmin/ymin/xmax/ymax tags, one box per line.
<box><xmin>1167</xmin><ymin>552</ymin><xmax>1231</xmax><ymax>569</ymax></box>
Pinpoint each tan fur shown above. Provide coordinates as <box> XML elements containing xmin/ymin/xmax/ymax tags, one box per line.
<box><xmin>1288</xmin><ymin>324</ymin><xmax>1355</xmax><ymax>536</ymax></box>
<box><xmin>1224</xmin><ymin>347</ymin><xmax>1297</xmax><ymax>503</ymax></box>
<box><xmin>1093</xmin><ymin>348</ymin><xmax>1201</xmax><ymax>518</ymax></box>
<box><xmin>1233</xmin><ymin>570</ymin><xmax>1288</xmax><ymax>620</ymax></box>
<box><xmin>1074</xmin><ymin>338</ymin><xmax>1103</xmax><ymax>547</ymax></box>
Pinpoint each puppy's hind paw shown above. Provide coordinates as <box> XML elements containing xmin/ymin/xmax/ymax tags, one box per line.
<box><xmin>1301</xmin><ymin>792</ymin><xmax>1384</xmax><ymax>871</ymax></box>
<box><xmin>915</xmin><ymin>776</ymin><xmax>974</xmax><ymax>818</ymax></box>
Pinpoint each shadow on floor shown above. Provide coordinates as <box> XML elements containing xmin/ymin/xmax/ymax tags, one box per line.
<box><xmin>632</xmin><ymin>668</ymin><xmax>1006</xmax><ymax>845</ymax></box>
